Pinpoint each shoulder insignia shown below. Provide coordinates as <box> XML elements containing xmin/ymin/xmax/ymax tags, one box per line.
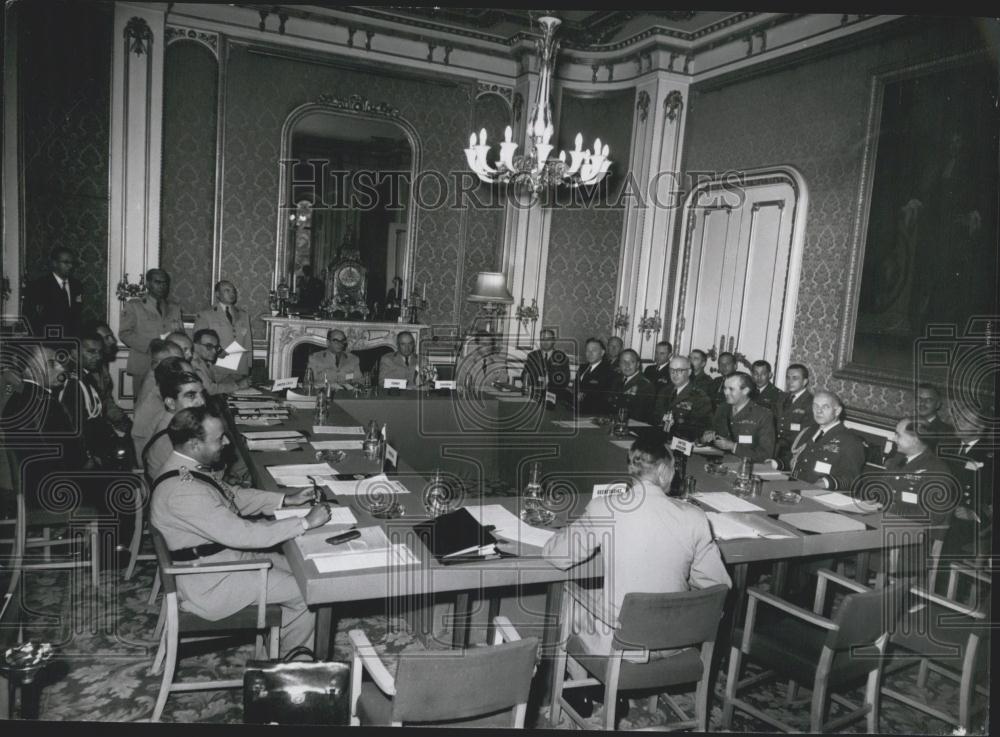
<box><xmin>178</xmin><ymin>466</ymin><xmax>194</xmax><ymax>482</ymax></box>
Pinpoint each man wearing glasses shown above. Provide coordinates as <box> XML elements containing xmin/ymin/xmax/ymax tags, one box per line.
<box><xmin>655</xmin><ymin>355</ymin><xmax>713</xmax><ymax>441</ymax></box>
<box><xmin>23</xmin><ymin>247</ymin><xmax>84</xmax><ymax>337</ymax></box>
<box><xmin>192</xmin><ymin>328</ymin><xmax>251</xmax><ymax>395</ymax></box>
<box><xmin>307</xmin><ymin>329</ymin><xmax>361</xmax><ymax>389</ymax></box>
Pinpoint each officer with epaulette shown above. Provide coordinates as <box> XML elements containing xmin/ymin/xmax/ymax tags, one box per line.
<box><xmin>775</xmin><ymin>390</ymin><xmax>865</xmax><ymax>490</ymax></box>
<box><xmin>751</xmin><ymin>360</ymin><xmax>785</xmax><ymax>417</ymax></box>
<box><xmin>118</xmin><ymin>268</ymin><xmax>185</xmax><ymax>381</ymax></box>
<box><xmin>150</xmin><ymin>405</ymin><xmax>331</xmax><ymax>655</ymax></box>
<box><xmin>774</xmin><ymin>363</ymin><xmax>813</xmax><ymax>467</ymax></box>
<box><xmin>701</xmin><ymin>371</ymin><xmax>775</xmax><ymax>462</ymax></box>
<box><xmin>939</xmin><ymin>404</ymin><xmax>994</xmax><ymax>561</ymax></box>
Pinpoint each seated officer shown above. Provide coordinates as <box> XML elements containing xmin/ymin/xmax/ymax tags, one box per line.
<box><xmin>774</xmin><ymin>363</ymin><xmax>813</xmax><ymax>467</ymax></box>
<box><xmin>701</xmin><ymin>372</ymin><xmax>775</xmax><ymax>462</ymax></box>
<box><xmin>915</xmin><ymin>382</ymin><xmax>955</xmax><ymax>441</ymax></box>
<box><xmin>150</xmin><ymin>406</ymin><xmax>332</xmax><ymax>655</ymax></box>
<box><xmin>606</xmin><ymin>336</ymin><xmax>624</xmax><ymax>375</ymax></box>
<box><xmin>142</xmin><ymin>371</ymin><xmax>206</xmax><ymax>477</ymax></box>
<box><xmin>192</xmin><ymin>328</ymin><xmax>251</xmax><ymax>395</ymax></box>
<box><xmin>611</xmin><ymin>349</ymin><xmax>657</xmax><ymax>424</ymax></box>
<box><xmin>378</xmin><ymin>331</ymin><xmax>421</xmax><ymax>387</ymax></box>
<box><xmin>708</xmin><ymin>351</ymin><xmax>737</xmax><ymax>410</ymax></box>
<box><xmin>135</xmin><ymin>338</ymin><xmax>184</xmax><ymax>410</ymax></box>
<box><xmin>133</xmin><ymin>355</ymin><xmax>192</xmax><ymax>462</ymax></box>
<box><xmin>642</xmin><ymin>340</ymin><xmax>673</xmax><ymax>390</ymax></box>
<box><xmin>773</xmin><ymin>390</ymin><xmax>865</xmax><ymax>490</ymax></box>
<box><xmin>939</xmin><ymin>404</ymin><xmax>994</xmax><ymax>561</ymax></box>
<box><xmin>688</xmin><ymin>349</ymin><xmax>714</xmax><ymax>395</ymax></box>
<box><xmin>655</xmin><ymin>355</ymin><xmax>713</xmax><ymax>442</ymax></box>
<box><xmin>575</xmin><ymin>337</ymin><xmax>615</xmax><ymax>416</ymax></box>
<box><xmin>751</xmin><ymin>359</ymin><xmax>784</xmax><ymax>417</ymax></box>
<box><xmin>308</xmin><ymin>329</ymin><xmax>361</xmax><ymax>389</ymax></box>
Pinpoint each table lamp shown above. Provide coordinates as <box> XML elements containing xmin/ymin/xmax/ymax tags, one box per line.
<box><xmin>466</xmin><ymin>271</ymin><xmax>514</xmax><ymax>334</ymax></box>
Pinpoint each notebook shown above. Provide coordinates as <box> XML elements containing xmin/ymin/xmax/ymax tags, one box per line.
<box><xmin>412</xmin><ymin>507</ymin><xmax>499</xmax><ymax>560</ymax></box>
<box><xmin>294</xmin><ymin>525</ymin><xmax>390</xmax><ymax>559</ymax></box>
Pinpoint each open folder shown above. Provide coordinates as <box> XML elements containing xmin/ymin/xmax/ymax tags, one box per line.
<box><xmin>412</xmin><ymin>507</ymin><xmax>499</xmax><ymax>560</ymax></box>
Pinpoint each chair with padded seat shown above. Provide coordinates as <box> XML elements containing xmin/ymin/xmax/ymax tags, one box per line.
<box><xmin>880</xmin><ymin>562</ymin><xmax>990</xmax><ymax>731</ymax></box>
<box><xmin>148</xmin><ymin>525</ymin><xmax>281</xmax><ymax>722</ymax></box>
<box><xmin>722</xmin><ymin>568</ymin><xmax>905</xmax><ymax>733</ymax></box>
<box><xmin>550</xmin><ymin>581</ymin><xmax>730</xmax><ymax>731</ymax></box>
<box><xmin>348</xmin><ymin>615</ymin><xmax>539</xmax><ymax>727</ymax></box>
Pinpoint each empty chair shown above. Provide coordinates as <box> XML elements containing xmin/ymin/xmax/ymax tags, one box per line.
<box><xmin>723</xmin><ymin>569</ymin><xmax>905</xmax><ymax>733</ymax></box>
<box><xmin>550</xmin><ymin>582</ymin><xmax>729</xmax><ymax>731</ymax></box>
<box><xmin>349</xmin><ymin>615</ymin><xmax>538</xmax><ymax>727</ymax></box>
<box><xmin>148</xmin><ymin>526</ymin><xmax>281</xmax><ymax>721</ymax></box>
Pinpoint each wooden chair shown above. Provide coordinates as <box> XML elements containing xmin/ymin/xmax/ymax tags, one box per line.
<box><xmin>126</xmin><ymin>427</ymin><xmax>170</xmax><ymax>609</ymax></box>
<box><xmin>550</xmin><ymin>582</ymin><xmax>729</xmax><ymax>731</ymax></box>
<box><xmin>722</xmin><ymin>569</ymin><xmax>905</xmax><ymax>733</ymax></box>
<box><xmin>148</xmin><ymin>526</ymin><xmax>281</xmax><ymax>722</ymax></box>
<box><xmin>348</xmin><ymin>615</ymin><xmax>539</xmax><ymax>727</ymax></box>
<box><xmin>881</xmin><ymin>563</ymin><xmax>990</xmax><ymax>731</ymax></box>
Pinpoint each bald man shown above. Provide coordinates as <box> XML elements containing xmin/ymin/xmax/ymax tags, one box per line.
<box><xmin>777</xmin><ymin>390</ymin><xmax>866</xmax><ymax>490</ymax></box>
<box><xmin>194</xmin><ymin>280</ymin><xmax>253</xmax><ymax>379</ymax></box>
<box><xmin>654</xmin><ymin>355</ymin><xmax>713</xmax><ymax>441</ymax></box>
<box><xmin>308</xmin><ymin>329</ymin><xmax>362</xmax><ymax>388</ymax></box>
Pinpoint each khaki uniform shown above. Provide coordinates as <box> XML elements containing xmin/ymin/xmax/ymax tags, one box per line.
<box><xmin>308</xmin><ymin>350</ymin><xmax>362</xmax><ymax>386</ymax></box>
<box><xmin>192</xmin><ymin>355</ymin><xmax>242</xmax><ymax>395</ymax></box>
<box><xmin>786</xmin><ymin>421</ymin><xmax>866</xmax><ymax>490</ymax></box>
<box><xmin>150</xmin><ymin>451</ymin><xmax>314</xmax><ymax>655</ymax></box>
<box><xmin>119</xmin><ymin>296</ymin><xmax>185</xmax><ymax>378</ymax></box>
<box><xmin>378</xmin><ymin>351</ymin><xmax>419</xmax><ymax>385</ymax></box>
<box><xmin>712</xmin><ymin>401</ymin><xmax>776</xmax><ymax>462</ymax></box>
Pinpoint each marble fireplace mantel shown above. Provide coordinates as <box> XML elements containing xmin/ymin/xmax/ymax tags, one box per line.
<box><xmin>262</xmin><ymin>316</ymin><xmax>428</xmax><ymax>380</ymax></box>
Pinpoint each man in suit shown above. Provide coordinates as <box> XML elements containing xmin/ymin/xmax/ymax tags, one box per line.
<box><xmin>708</xmin><ymin>351</ymin><xmax>737</xmax><ymax>410</ymax></box>
<box><xmin>384</xmin><ymin>276</ymin><xmax>404</xmax><ymax>322</ymax></box>
<box><xmin>192</xmin><ymin>329</ymin><xmax>251</xmax><ymax>395</ymax></box>
<box><xmin>308</xmin><ymin>329</ymin><xmax>361</xmax><ymax>389</ymax></box>
<box><xmin>642</xmin><ymin>340</ymin><xmax>673</xmax><ymax>389</ymax></box>
<box><xmin>606</xmin><ymin>336</ymin><xmax>624</xmax><ymax>375</ymax></box>
<box><xmin>688</xmin><ymin>349</ymin><xmax>714</xmax><ymax>395</ymax></box>
<box><xmin>150</xmin><ymin>406</ymin><xmax>332</xmax><ymax>655</ymax></box>
<box><xmin>378</xmin><ymin>331</ymin><xmax>421</xmax><ymax>386</ymax></box>
<box><xmin>702</xmin><ymin>372</ymin><xmax>776</xmax><ymax>462</ymax></box>
<box><xmin>23</xmin><ymin>247</ymin><xmax>84</xmax><ymax>337</ymax></box>
<box><xmin>88</xmin><ymin>320</ymin><xmax>132</xmax><ymax>437</ymax></box>
<box><xmin>194</xmin><ymin>280</ymin><xmax>253</xmax><ymax>380</ymax></box>
<box><xmin>939</xmin><ymin>404</ymin><xmax>994</xmax><ymax>561</ymax></box>
<box><xmin>775</xmin><ymin>391</ymin><xmax>865</xmax><ymax>490</ymax></box>
<box><xmin>119</xmin><ymin>268</ymin><xmax>185</xmax><ymax>380</ymax></box>
<box><xmin>915</xmin><ymin>382</ymin><xmax>955</xmax><ymax>441</ymax></box>
<box><xmin>774</xmin><ymin>363</ymin><xmax>813</xmax><ymax>467</ymax></box>
<box><xmin>611</xmin><ymin>350</ymin><xmax>657</xmax><ymax>424</ymax></box>
<box><xmin>751</xmin><ymin>359</ymin><xmax>784</xmax><ymax>417</ymax></box>
<box><xmin>166</xmin><ymin>330</ymin><xmax>194</xmax><ymax>363</ymax></box>
<box><xmin>521</xmin><ymin>328</ymin><xmax>557</xmax><ymax>394</ymax></box>
<box><xmin>575</xmin><ymin>338</ymin><xmax>615</xmax><ymax>416</ymax></box>
<box><xmin>142</xmin><ymin>371</ymin><xmax>206</xmax><ymax>477</ymax></box>
<box><xmin>655</xmin><ymin>355</ymin><xmax>713</xmax><ymax>441</ymax></box>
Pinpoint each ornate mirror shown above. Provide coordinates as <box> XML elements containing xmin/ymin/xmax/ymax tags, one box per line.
<box><xmin>275</xmin><ymin>97</ymin><xmax>420</xmax><ymax>320</ymax></box>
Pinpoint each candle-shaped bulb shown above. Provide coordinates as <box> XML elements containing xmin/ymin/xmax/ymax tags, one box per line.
<box><xmin>603</xmin><ymin>144</ymin><xmax>610</xmax><ymax>157</ymax></box>
<box><xmin>468</xmin><ymin>133</ymin><xmax>476</xmax><ymax>148</ymax></box>
<box><xmin>593</xmin><ymin>138</ymin><xmax>602</xmax><ymax>156</ymax></box>
<box><xmin>574</xmin><ymin>132</ymin><xmax>583</xmax><ymax>151</ymax></box>
<box><xmin>479</xmin><ymin>128</ymin><xmax>487</xmax><ymax>146</ymax></box>
<box><xmin>504</xmin><ymin>125</ymin><xmax>513</xmax><ymax>143</ymax></box>
<box><xmin>559</xmin><ymin>150</ymin><xmax>566</xmax><ymax>162</ymax></box>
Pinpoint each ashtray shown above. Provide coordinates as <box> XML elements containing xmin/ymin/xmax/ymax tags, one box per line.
<box><xmin>591</xmin><ymin>416</ymin><xmax>612</xmax><ymax>426</ymax></box>
<box><xmin>315</xmin><ymin>449</ymin><xmax>347</xmax><ymax>464</ymax></box>
<box><xmin>369</xmin><ymin>499</ymin><xmax>405</xmax><ymax>519</ymax></box>
<box><xmin>704</xmin><ymin>461</ymin><xmax>727</xmax><ymax>477</ymax></box>
<box><xmin>770</xmin><ymin>489</ymin><xmax>802</xmax><ymax>505</ymax></box>
<box><xmin>520</xmin><ymin>507</ymin><xmax>555</xmax><ymax>527</ymax></box>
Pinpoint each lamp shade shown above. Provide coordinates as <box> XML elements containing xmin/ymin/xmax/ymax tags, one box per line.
<box><xmin>467</xmin><ymin>272</ymin><xmax>514</xmax><ymax>303</ymax></box>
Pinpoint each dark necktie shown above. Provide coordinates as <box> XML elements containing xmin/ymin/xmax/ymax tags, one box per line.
<box><xmin>404</xmin><ymin>356</ymin><xmax>409</xmax><ymax>368</ymax></box>
<box><xmin>335</xmin><ymin>354</ymin><xmax>341</xmax><ymax>369</ymax></box>
<box><xmin>813</xmin><ymin>429</ymin><xmax>825</xmax><ymax>444</ymax></box>
<box><xmin>62</xmin><ymin>279</ymin><xmax>71</xmax><ymax>307</ymax></box>
<box><xmin>225</xmin><ymin>306</ymin><xmax>233</xmax><ymax>325</ymax></box>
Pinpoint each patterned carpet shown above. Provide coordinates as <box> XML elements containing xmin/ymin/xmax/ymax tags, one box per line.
<box><xmin>0</xmin><ymin>558</ymin><xmax>989</xmax><ymax>731</ymax></box>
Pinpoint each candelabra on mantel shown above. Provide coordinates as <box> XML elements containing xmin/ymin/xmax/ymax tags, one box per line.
<box><xmin>613</xmin><ymin>305</ymin><xmax>630</xmax><ymax>337</ymax></box>
<box><xmin>116</xmin><ymin>273</ymin><xmax>147</xmax><ymax>305</ymax></box>
<box><xmin>404</xmin><ymin>284</ymin><xmax>428</xmax><ymax>325</ymax></box>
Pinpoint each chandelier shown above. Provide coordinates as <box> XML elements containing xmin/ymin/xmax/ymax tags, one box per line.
<box><xmin>463</xmin><ymin>16</ymin><xmax>611</xmax><ymax>193</ymax></box>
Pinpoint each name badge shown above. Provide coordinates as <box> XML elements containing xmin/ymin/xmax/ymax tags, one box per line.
<box><xmin>789</xmin><ymin>423</ymin><xmax>801</xmax><ymax>431</ymax></box>
<box><xmin>345</xmin><ymin>373</ymin><xmax>355</xmax><ymax>380</ymax></box>
<box><xmin>385</xmin><ymin>444</ymin><xmax>398</xmax><ymax>465</ymax></box>
<box><xmin>883</xmin><ymin>439</ymin><xmax>894</xmax><ymax>455</ymax></box>
<box><xmin>965</xmin><ymin>460</ymin><xmax>984</xmax><ymax>471</ymax></box>
<box><xmin>670</xmin><ymin>437</ymin><xmax>693</xmax><ymax>456</ymax></box>
<box><xmin>272</xmin><ymin>377</ymin><xmax>299</xmax><ymax>391</ymax></box>
<box><xmin>434</xmin><ymin>380</ymin><xmax>456</xmax><ymax>390</ymax></box>
<box><xmin>384</xmin><ymin>379</ymin><xmax>407</xmax><ymax>389</ymax></box>
<box><xmin>513</xmin><ymin>377</ymin><xmax>523</xmax><ymax>388</ymax></box>
<box><xmin>814</xmin><ymin>461</ymin><xmax>832</xmax><ymax>475</ymax></box>
<box><xmin>545</xmin><ymin>391</ymin><xmax>556</xmax><ymax>405</ymax></box>
<box><xmin>900</xmin><ymin>491</ymin><xmax>919</xmax><ymax>505</ymax></box>
<box><xmin>592</xmin><ymin>483</ymin><xmax>628</xmax><ymax>499</ymax></box>
<box><xmin>738</xmin><ymin>435</ymin><xmax>753</xmax><ymax>445</ymax></box>
<box><xmin>159</xmin><ymin>332</ymin><xmax>171</xmax><ymax>340</ymax></box>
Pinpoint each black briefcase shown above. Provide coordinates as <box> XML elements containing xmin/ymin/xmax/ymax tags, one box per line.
<box><xmin>243</xmin><ymin>646</ymin><xmax>351</xmax><ymax>724</ymax></box>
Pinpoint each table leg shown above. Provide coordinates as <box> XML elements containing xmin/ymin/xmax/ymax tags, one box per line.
<box><xmin>314</xmin><ymin>605</ymin><xmax>334</xmax><ymax>660</ymax></box>
<box><xmin>452</xmin><ymin>592</ymin><xmax>472</xmax><ymax>650</ymax></box>
<box><xmin>484</xmin><ymin>595</ymin><xmax>501</xmax><ymax>645</ymax></box>
<box><xmin>855</xmin><ymin>552</ymin><xmax>871</xmax><ymax>584</ymax></box>
<box><xmin>771</xmin><ymin>560</ymin><xmax>788</xmax><ymax>596</ymax></box>
<box><xmin>708</xmin><ymin>563</ymin><xmax>748</xmax><ymax>715</ymax></box>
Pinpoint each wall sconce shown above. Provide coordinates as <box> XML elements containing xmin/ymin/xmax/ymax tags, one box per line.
<box><xmin>613</xmin><ymin>305</ymin><xmax>630</xmax><ymax>336</ymax></box>
<box><xmin>515</xmin><ymin>297</ymin><xmax>539</xmax><ymax>331</ymax></box>
<box><xmin>116</xmin><ymin>273</ymin><xmax>146</xmax><ymax>304</ymax></box>
<box><xmin>638</xmin><ymin>308</ymin><xmax>662</xmax><ymax>341</ymax></box>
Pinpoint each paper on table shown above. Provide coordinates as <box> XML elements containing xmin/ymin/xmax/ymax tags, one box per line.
<box><xmin>215</xmin><ymin>341</ymin><xmax>247</xmax><ymax>371</ymax></box>
<box><xmin>239</xmin><ymin>418</ymin><xmax>281</xmax><ymax>426</ymax></box>
<box><xmin>706</xmin><ymin>512</ymin><xmax>795</xmax><ymax>541</ymax></box>
<box><xmin>247</xmin><ymin>439</ymin><xmax>304</xmax><ymax>452</ymax></box>
<box><xmin>752</xmin><ymin>464</ymin><xmax>788</xmax><ymax>480</ymax></box>
<box><xmin>464</xmin><ymin>504</ymin><xmax>554</xmax><ymax>547</ymax></box>
<box><xmin>610</xmin><ymin>439</ymin><xmax>634</xmax><ymax>450</ymax></box>
<box><xmin>286</xmin><ymin>390</ymin><xmax>316</xmax><ymax>404</ymax></box>
<box><xmin>273</xmin><ymin>506</ymin><xmax>357</xmax><ymax>527</ymax></box>
<box><xmin>233</xmin><ymin>386</ymin><xmax>264</xmax><ymax>396</ymax></box>
<box><xmin>552</xmin><ymin>420</ymin><xmax>601</xmax><ymax>429</ymax></box>
<box><xmin>267</xmin><ymin>462</ymin><xmax>338</xmax><ymax>487</ymax></box>
<box><xmin>691</xmin><ymin>492</ymin><xmax>765</xmax><ymax>513</ymax></box>
<box><xmin>230</xmin><ymin>401</ymin><xmax>282</xmax><ymax>409</ymax></box>
<box><xmin>242</xmin><ymin>431</ymin><xmax>305</xmax><ymax>440</ymax></box>
<box><xmin>322</xmin><ymin>474</ymin><xmax>411</xmax><ymax>496</ymax></box>
<box><xmin>313</xmin><ymin>426</ymin><xmax>365</xmax><ymax>435</ymax></box>
<box><xmin>312</xmin><ymin>440</ymin><xmax>364</xmax><ymax>451</ymax></box>
<box><xmin>778</xmin><ymin>511</ymin><xmax>867</xmax><ymax>534</ymax></box>
<box><xmin>692</xmin><ymin>444</ymin><xmax>725</xmax><ymax>456</ymax></box>
<box><xmin>295</xmin><ymin>526</ymin><xmax>389</xmax><ymax>559</ymax></box>
<box><xmin>811</xmin><ymin>492</ymin><xmax>880</xmax><ymax>513</ymax></box>
<box><xmin>313</xmin><ymin>543</ymin><xmax>418</xmax><ymax>573</ymax></box>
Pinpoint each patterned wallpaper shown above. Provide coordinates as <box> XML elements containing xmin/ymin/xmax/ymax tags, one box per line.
<box><xmin>160</xmin><ymin>41</ymin><xmax>218</xmax><ymax>315</ymax></box>
<box><xmin>19</xmin><ymin>1</ymin><xmax>112</xmax><ymax>325</ymax></box>
<box><xmin>220</xmin><ymin>45</ymin><xmax>475</xmax><ymax>337</ymax></box>
<box><xmin>543</xmin><ymin>88</ymin><xmax>633</xmax><ymax>353</ymax></box>
<box><xmin>682</xmin><ymin>18</ymin><xmax>992</xmax><ymax>421</ymax></box>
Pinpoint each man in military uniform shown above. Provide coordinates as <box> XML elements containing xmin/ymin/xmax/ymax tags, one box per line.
<box><xmin>166</xmin><ymin>330</ymin><xmax>194</xmax><ymax>363</ymax></box>
<box><xmin>751</xmin><ymin>360</ymin><xmax>784</xmax><ymax>417</ymax></box>
<box><xmin>134</xmin><ymin>339</ymin><xmax>184</xmax><ymax>412</ymax></box>
<box><xmin>308</xmin><ymin>329</ymin><xmax>362</xmax><ymax>388</ymax></box>
<box><xmin>119</xmin><ymin>268</ymin><xmax>185</xmax><ymax>381</ymax></box>
<box><xmin>150</xmin><ymin>406</ymin><xmax>332</xmax><ymax>655</ymax></box>
<box><xmin>143</xmin><ymin>371</ymin><xmax>206</xmax><ymax>477</ymax></box>
<box><xmin>938</xmin><ymin>404</ymin><xmax>994</xmax><ymax>562</ymax></box>
<box><xmin>642</xmin><ymin>340</ymin><xmax>673</xmax><ymax>390</ymax></box>
<box><xmin>688</xmin><ymin>349</ymin><xmax>714</xmax><ymax>395</ymax></box>
<box><xmin>605</xmin><ymin>336</ymin><xmax>624</xmax><ymax>375</ymax></box>
<box><xmin>777</xmin><ymin>391</ymin><xmax>866</xmax><ymax>490</ymax></box>
<box><xmin>378</xmin><ymin>331</ymin><xmax>421</xmax><ymax>386</ymax></box>
<box><xmin>575</xmin><ymin>338</ymin><xmax>615</xmax><ymax>416</ymax></box>
<box><xmin>702</xmin><ymin>372</ymin><xmax>775</xmax><ymax>461</ymax></box>
<box><xmin>194</xmin><ymin>280</ymin><xmax>254</xmax><ymax>380</ymax></box>
<box><xmin>708</xmin><ymin>351</ymin><xmax>737</xmax><ymax>411</ymax></box>
<box><xmin>133</xmin><ymin>356</ymin><xmax>192</xmax><ymax>462</ymax></box>
<box><xmin>192</xmin><ymin>328</ymin><xmax>251</xmax><ymax>395</ymax></box>
<box><xmin>611</xmin><ymin>350</ymin><xmax>657</xmax><ymax>424</ymax></box>
<box><xmin>774</xmin><ymin>363</ymin><xmax>813</xmax><ymax>467</ymax></box>
<box><xmin>656</xmin><ymin>355</ymin><xmax>713</xmax><ymax>441</ymax></box>
<box><xmin>915</xmin><ymin>383</ymin><xmax>955</xmax><ymax>441</ymax></box>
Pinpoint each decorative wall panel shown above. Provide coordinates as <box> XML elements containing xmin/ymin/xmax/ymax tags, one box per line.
<box><xmin>160</xmin><ymin>41</ymin><xmax>218</xmax><ymax>314</ymax></box>
<box><xmin>20</xmin><ymin>0</ymin><xmax>112</xmax><ymax>325</ymax></box>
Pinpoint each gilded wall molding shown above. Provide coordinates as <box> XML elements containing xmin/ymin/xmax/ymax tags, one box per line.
<box><xmin>125</xmin><ymin>16</ymin><xmax>154</xmax><ymax>56</ymax></box>
<box><xmin>165</xmin><ymin>25</ymin><xmax>219</xmax><ymax>58</ymax></box>
<box><xmin>314</xmin><ymin>93</ymin><xmax>401</xmax><ymax>118</ymax></box>
<box><xmin>664</xmin><ymin>90</ymin><xmax>684</xmax><ymax>122</ymax></box>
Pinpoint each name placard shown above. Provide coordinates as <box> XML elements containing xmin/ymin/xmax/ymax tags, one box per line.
<box><xmin>592</xmin><ymin>483</ymin><xmax>628</xmax><ymax>499</ymax></box>
<box><xmin>272</xmin><ymin>377</ymin><xmax>300</xmax><ymax>391</ymax></box>
<box><xmin>383</xmin><ymin>379</ymin><xmax>407</xmax><ymax>389</ymax></box>
<box><xmin>434</xmin><ymin>380</ymin><xmax>456</xmax><ymax>390</ymax></box>
<box><xmin>670</xmin><ymin>437</ymin><xmax>693</xmax><ymax>456</ymax></box>
<box><xmin>385</xmin><ymin>444</ymin><xmax>398</xmax><ymax>465</ymax></box>
<box><xmin>545</xmin><ymin>391</ymin><xmax>557</xmax><ymax>405</ymax></box>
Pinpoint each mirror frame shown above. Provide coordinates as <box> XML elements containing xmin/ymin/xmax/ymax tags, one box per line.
<box><xmin>274</xmin><ymin>94</ymin><xmax>422</xmax><ymax>305</ymax></box>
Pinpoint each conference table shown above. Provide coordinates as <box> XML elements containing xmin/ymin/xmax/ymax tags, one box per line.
<box><xmin>227</xmin><ymin>388</ymin><xmax>931</xmax><ymax>720</ymax></box>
